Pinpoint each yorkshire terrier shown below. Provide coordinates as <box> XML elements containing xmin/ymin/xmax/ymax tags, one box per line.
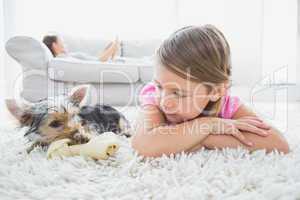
<box><xmin>6</xmin><ymin>85</ymin><xmax>131</xmax><ymax>153</ymax></box>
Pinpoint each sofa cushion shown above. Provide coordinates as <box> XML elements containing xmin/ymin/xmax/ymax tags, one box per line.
<box><xmin>48</xmin><ymin>58</ymin><xmax>139</xmax><ymax>83</ymax></box>
<box><xmin>139</xmin><ymin>65</ymin><xmax>154</xmax><ymax>83</ymax></box>
<box><xmin>122</xmin><ymin>39</ymin><xmax>161</xmax><ymax>58</ymax></box>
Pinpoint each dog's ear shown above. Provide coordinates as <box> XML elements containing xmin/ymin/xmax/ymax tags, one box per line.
<box><xmin>5</xmin><ymin>99</ymin><xmax>33</xmax><ymax>125</ymax></box>
<box><xmin>68</xmin><ymin>85</ymin><xmax>90</xmax><ymax>106</ymax></box>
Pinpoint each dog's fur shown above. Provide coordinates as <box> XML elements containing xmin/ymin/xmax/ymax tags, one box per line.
<box><xmin>6</xmin><ymin>85</ymin><xmax>131</xmax><ymax>153</ymax></box>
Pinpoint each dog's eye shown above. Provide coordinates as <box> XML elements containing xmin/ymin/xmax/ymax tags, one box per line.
<box><xmin>49</xmin><ymin>120</ymin><xmax>63</xmax><ymax>128</ymax></box>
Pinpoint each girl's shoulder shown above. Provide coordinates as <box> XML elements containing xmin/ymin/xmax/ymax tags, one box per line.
<box><xmin>218</xmin><ymin>94</ymin><xmax>242</xmax><ymax>119</ymax></box>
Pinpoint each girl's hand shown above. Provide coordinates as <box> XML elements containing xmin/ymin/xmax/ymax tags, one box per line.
<box><xmin>209</xmin><ymin>116</ymin><xmax>271</xmax><ymax>146</ymax></box>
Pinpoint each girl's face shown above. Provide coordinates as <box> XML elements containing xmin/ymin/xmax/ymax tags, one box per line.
<box><xmin>154</xmin><ymin>64</ymin><xmax>214</xmax><ymax>124</ymax></box>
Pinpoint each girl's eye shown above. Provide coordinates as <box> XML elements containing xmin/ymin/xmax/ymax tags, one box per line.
<box><xmin>174</xmin><ymin>91</ymin><xmax>186</xmax><ymax>97</ymax></box>
<box><xmin>49</xmin><ymin>120</ymin><xmax>63</xmax><ymax>128</ymax></box>
<box><xmin>156</xmin><ymin>84</ymin><xmax>162</xmax><ymax>90</ymax></box>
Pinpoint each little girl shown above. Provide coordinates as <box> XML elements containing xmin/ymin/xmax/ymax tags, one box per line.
<box><xmin>131</xmin><ymin>25</ymin><xmax>289</xmax><ymax>157</ymax></box>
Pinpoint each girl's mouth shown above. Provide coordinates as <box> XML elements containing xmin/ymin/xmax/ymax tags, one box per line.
<box><xmin>165</xmin><ymin>114</ymin><xmax>181</xmax><ymax>123</ymax></box>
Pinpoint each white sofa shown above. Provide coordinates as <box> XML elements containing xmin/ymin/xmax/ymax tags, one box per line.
<box><xmin>5</xmin><ymin>36</ymin><xmax>160</xmax><ymax>106</ymax></box>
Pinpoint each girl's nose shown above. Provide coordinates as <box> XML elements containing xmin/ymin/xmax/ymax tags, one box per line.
<box><xmin>160</xmin><ymin>96</ymin><xmax>177</xmax><ymax>113</ymax></box>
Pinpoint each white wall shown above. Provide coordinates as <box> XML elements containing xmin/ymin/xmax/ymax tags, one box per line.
<box><xmin>177</xmin><ymin>0</ymin><xmax>264</xmax><ymax>86</ymax></box>
<box><xmin>3</xmin><ymin>0</ymin><xmax>176</xmax><ymax>98</ymax></box>
<box><xmin>0</xmin><ymin>0</ymin><xmax>4</xmax><ymax>92</ymax></box>
<box><xmin>262</xmin><ymin>0</ymin><xmax>297</xmax><ymax>84</ymax></box>
<box><xmin>3</xmin><ymin>0</ymin><xmax>21</xmax><ymax>98</ymax></box>
<box><xmin>7</xmin><ymin>0</ymin><xmax>265</xmax><ymax>87</ymax></box>
<box><xmin>3</xmin><ymin>0</ymin><xmax>298</xmax><ymax>95</ymax></box>
<box><xmin>13</xmin><ymin>0</ymin><xmax>176</xmax><ymax>40</ymax></box>
<box><xmin>0</xmin><ymin>0</ymin><xmax>6</xmax><ymax>122</ymax></box>
<box><xmin>297</xmin><ymin>0</ymin><xmax>300</xmax><ymax>100</ymax></box>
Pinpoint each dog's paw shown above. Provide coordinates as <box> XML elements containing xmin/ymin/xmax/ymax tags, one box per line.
<box><xmin>73</xmin><ymin>132</ymin><xmax>91</xmax><ymax>144</ymax></box>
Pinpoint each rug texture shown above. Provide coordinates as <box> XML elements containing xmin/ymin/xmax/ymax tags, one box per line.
<box><xmin>0</xmin><ymin>106</ymin><xmax>300</xmax><ymax>200</ymax></box>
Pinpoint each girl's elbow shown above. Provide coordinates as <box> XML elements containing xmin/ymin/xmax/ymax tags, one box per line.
<box><xmin>276</xmin><ymin>140</ymin><xmax>290</xmax><ymax>154</ymax></box>
<box><xmin>269</xmin><ymin>129</ymin><xmax>290</xmax><ymax>154</ymax></box>
<box><xmin>131</xmin><ymin>134</ymin><xmax>163</xmax><ymax>158</ymax></box>
<box><xmin>273</xmin><ymin>133</ymin><xmax>290</xmax><ymax>154</ymax></box>
<box><xmin>266</xmin><ymin>137</ymin><xmax>290</xmax><ymax>154</ymax></box>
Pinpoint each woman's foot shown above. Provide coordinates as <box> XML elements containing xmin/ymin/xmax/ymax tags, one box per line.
<box><xmin>99</xmin><ymin>40</ymin><xmax>120</xmax><ymax>62</ymax></box>
<box><xmin>110</xmin><ymin>40</ymin><xmax>120</xmax><ymax>60</ymax></box>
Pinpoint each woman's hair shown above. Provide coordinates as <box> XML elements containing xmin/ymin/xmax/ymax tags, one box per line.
<box><xmin>42</xmin><ymin>35</ymin><xmax>58</xmax><ymax>56</ymax></box>
<box><xmin>157</xmin><ymin>25</ymin><xmax>232</xmax><ymax>116</ymax></box>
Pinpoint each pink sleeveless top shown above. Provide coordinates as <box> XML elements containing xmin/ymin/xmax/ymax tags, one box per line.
<box><xmin>139</xmin><ymin>83</ymin><xmax>241</xmax><ymax>119</ymax></box>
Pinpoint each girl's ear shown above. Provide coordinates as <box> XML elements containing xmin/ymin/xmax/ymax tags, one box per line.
<box><xmin>219</xmin><ymin>82</ymin><xmax>228</xmax><ymax>97</ymax></box>
<box><xmin>209</xmin><ymin>83</ymin><xmax>227</xmax><ymax>102</ymax></box>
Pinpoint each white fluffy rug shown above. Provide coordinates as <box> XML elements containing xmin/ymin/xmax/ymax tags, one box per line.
<box><xmin>1</xmin><ymin>104</ymin><xmax>300</xmax><ymax>200</ymax></box>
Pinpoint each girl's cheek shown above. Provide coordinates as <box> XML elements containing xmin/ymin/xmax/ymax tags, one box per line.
<box><xmin>180</xmin><ymin>99</ymin><xmax>197</xmax><ymax>116</ymax></box>
<box><xmin>154</xmin><ymin>91</ymin><xmax>161</xmax><ymax>106</ymax></box>
<box><xmin>156</xmin><ymin>94</ymin><xmax>180</xmax><ymax>114</ymax></box>
<box><xmin>194</xmin><ymin>97</ymin><xmax>210</xmax><ymax>112</ymax></box>
<box><xmin>181</xmin><ymin>97</ymin><xmax>208</xmax><ymax>114</ymax></box>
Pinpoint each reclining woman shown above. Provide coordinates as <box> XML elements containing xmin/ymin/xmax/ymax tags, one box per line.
<box><xmin>42</xmin><ymin>35</ymin><xmax>120</xmax><ymax>62</ymax></box>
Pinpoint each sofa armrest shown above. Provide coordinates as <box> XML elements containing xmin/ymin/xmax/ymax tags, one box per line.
<box><xmin>5</xmin><ymin>36</ymin><xmax>54</xmax><ymax>102</ymax></box>
<box><xmin>5</xmin><ymin>36</ymin><xmax>53</xmax><ymax>70</ymax></box>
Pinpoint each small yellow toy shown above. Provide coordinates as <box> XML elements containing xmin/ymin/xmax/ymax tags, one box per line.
<box><xmin>47</xmin><ymin>132</ymin><xmax>120</xmax><ymax>160</ymax></box>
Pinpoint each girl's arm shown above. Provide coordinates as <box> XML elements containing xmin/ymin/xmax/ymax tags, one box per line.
<box><xmin>131</xmin><ymin>105</ymin><xmax>255</xmax><ymax>157</ymax></box>
<box><xmin>192</xmin><ymin>104</ymin><xmax>290</xmax><ymax>154</ymax></box>
<box><xmin>131</xmin><ymin>105</ymin><xmax>212</xmax><ymax>157</ymax></box>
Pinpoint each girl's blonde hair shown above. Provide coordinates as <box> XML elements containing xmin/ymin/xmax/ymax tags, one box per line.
<box><xmin>157</xmin><ymin>25</ymin><xmax>231</xmax><ymax>116</ymax></box>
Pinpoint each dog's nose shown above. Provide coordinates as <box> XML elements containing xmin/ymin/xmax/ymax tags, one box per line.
<box><xmin>70</xmin><ymin>129</ymin><xmax>79</xmax><ymax>135</ymax></box>
<box><xmin>118</xmin><ymin>117</ymin><xmax>131</xmax><ymax>137</ymax></box>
